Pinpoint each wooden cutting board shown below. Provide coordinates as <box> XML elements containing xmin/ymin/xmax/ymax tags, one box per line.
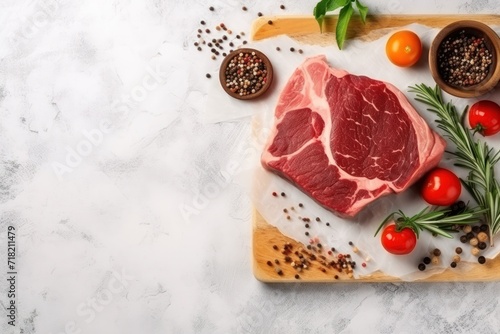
<box><xmin>251</xmin><ymin>14</ymin><xmax>500</xmax><ymax>283</ymax></box>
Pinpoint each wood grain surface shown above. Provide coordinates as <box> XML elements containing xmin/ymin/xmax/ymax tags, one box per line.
<box><xmin>251</xmin><ymin>15</ymin><xmax>500</xmax><ymax>282</ymax></box>
<box><xmin>251</xmin><ymin>15</ymin><xmax>500</xmax><ymax>45</ymax></box>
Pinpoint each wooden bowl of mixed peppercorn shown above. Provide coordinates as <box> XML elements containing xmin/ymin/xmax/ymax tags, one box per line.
<box><xmin>219</xmin><ymin>48</ymin><xmax>273</xmax><ymax>100</ymax></box>
<box><xmin>429</xmin><ymin>20</ymin><xmax>500</xmax><ymax>98</ymax></box>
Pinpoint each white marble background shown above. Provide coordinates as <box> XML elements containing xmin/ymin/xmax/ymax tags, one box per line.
<box><xmin>1</xmin><ymin>0</ymin><xmax>500</xmax><ymax>333</ymax></box>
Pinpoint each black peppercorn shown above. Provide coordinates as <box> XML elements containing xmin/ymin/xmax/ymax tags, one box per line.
<box><xmin>423</xmin><ymin>257</ymin><xmax>431</xmax><ymax>265</ymax></box>
<box><xmin>418</xmin><ymin>263</ymin><xmax>426</xmax><ymax>271</ymax></box>
<box><xmin>478</xmin><ymin>256</ymin><xmax>486</xmax><ymax>264</ymax></box>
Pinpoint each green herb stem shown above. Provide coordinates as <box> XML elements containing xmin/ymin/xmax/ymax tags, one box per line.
<box><xmin>409</xmin><ymin>84</ymin><xmax>500</xmax><ymax>245</ymax></box>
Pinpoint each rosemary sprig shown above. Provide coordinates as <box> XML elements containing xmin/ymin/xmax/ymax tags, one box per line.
<box><xmin>375</xmin><ymin>206</ymin><xmax>484</xmax><ymax>239</ymax></box>
<box><xmin>409</xmin><ymin>84</ymin><xmax>500</xmax><ymax>245</ymax></box>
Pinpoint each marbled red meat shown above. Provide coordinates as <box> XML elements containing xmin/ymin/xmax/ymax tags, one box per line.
<box><xmin>261</xmin><ymin>56</ymin><xmax>446</xmax><ymax>217</ymax></box>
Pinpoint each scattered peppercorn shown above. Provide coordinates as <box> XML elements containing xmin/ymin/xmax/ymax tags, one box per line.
<box><xmin>200</xmin><ymin>20</ymin><xmax>206</xmax><ymax>25</ymax></box>
<box><xmin>478</xmin><ymin>256</ymin><xmax>486</xmax><ymax>264</ymax></box>
<box><xmin>460</xmin><ymin>235</ymin><xmax>468</xmax><ymax>243</ymax></box>
<box><xmin>433</xmin><ymin>248</ymin><xmax>441</xmax><ymax>257</ymax></box>
<box><xmin>298</xmin><ymin>49</ymin><xmax>303</xmax><ymax>54</ymax></box>
<box><xmin>290</xmin><ymin>47</ymin><xmax>295</xmax><ymax>52</ymax></box>
<box><xmin>258</xmin><ymin>12</ymin><xmax>263</xmax><ymax>17</ymax></box>
<box><xmin>197</xmin><ymin>46</ymin><xmax>202</xmax><ymax>51</ymax></box>
<box><xmin>316</xmin><ymin>217</ymin><xmax>321</xmax><ymax>222</ymax></box>
<box><xmin>348</xmin><ymin>241</ymin><xmax>353</xmax><ymax>246</ymax></box>
<box><xmin>418</xmin><ymin>263</ymin><xmax>426</xmax><ymax>271</ymax></box>
<box><xmin>305</xmin><ymin>232</ymin><xmax>309</xmax><ymax>236</ymax></box>
<box><xmin>205</xmin><ymin>29</ymin><xmax>211</xmax><ymax>33</ymax></box>
<box><xmin>209</xmin><ymin>6</ymin><xmax>214</xmax><ymax>11</ymax></box>
<box><xmin>268</xmin><ymin>20</ymin><xmax>273</xmax><ymax>25</ymax></box>
<box><xmin>272</xmin><ymin>192</ymin><xmax>277</xmax><ymax>197</ymax></box>
<box><xmin>473</xmin><ymin>225</ymin><xmax>480</xmax><ymax>233</ymax></box>
<box><xmin>295</xmin><ymin>274</ymin><xmax>300</xmax><ymax>279</ymax></box>
<box><xmin>298</xmin><ymin>203</ymin><xmax>303</xmax><ymax>208</ymax></box>
<box><xmin>280</xmin><ymin>4</ymin><xmax>285</xmax><ymax>9</ymax></box>
<box><xmin>242</xmin><ymin>6</ymin><xmax>247</xmax><ymax>11</ymax></box>
<box><xmin>326</xmin><ymin>222</ymin><xmax>330</xmax><ymax>226</ymax></box>
<box><xmin>470</xmin><ymin>237</ymin><xmax>479</xmax><ymax>246</ymax></box>
<box><xmin>450</xmin><ymin>262</ymin><xmax>457</xmax><ymax>268</ymax></box>
<box><xmin>471</xmin><ymin>247</ymin><xmax>481</xmax><ymax>256</ymax></box>
<box><xmin>478</xmin><ymin>241</ymin><xmax>487</xmax><ymax>250</ymax></box>
<box><xmin>206</xmin><ymin>73</ymin><xmax>211</xmax><ymax>78</ymax></box>
<box><xmin>477</xmin><ymin>231</ymin><xmax>488</xmax><ymax>242</ymax></box>
<box><xmin>273</xmin><ymin>245</ymin><xmax>278</xmax><ymax>250</ymax></box>
<box><xmin>455</xmin><ymin>247</ymin><xmax>463</xmax><ymax>254</ymax></box>
<box><xmin>480</xmin><ymin>224</ymin><xmax>488</xmax><ymax>232</ymax></box>
<box><xmin>305</xmin><ymin>224</ymin><xmax>309</xmax><ymax>228</ymax></box>
<box><xmin>267</xmin><ymin>260</ymin><xmax>272</xmax><ymax>266</ymax></box>
<box><xmin>423</xmin><ymin>257</ymin><xmax>431</xmax><ymax>265</ymax></box>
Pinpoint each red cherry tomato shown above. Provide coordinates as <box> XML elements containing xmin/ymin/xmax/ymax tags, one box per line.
<box><xmin>468</xmin><ymin>100</ymin><xmax>500</xmax><ymax>136</ymax></box>
<box><xmin>421</xmin><ymin>167</ymin><xmax>461</xmax><ymax>206</ymax></box>
<box><xmin>380</xmin><ymin>224</ymin><xmax>417</xmax><ymax>255</ymax></box>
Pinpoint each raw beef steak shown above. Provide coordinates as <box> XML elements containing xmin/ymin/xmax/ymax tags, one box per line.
<box><xmin>261</xmin><ymin>56</ymin><xmax>446</xmax><ymax>217</ymax></box>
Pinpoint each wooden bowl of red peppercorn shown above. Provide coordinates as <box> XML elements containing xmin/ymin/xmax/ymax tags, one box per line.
<box><xmin>429</xmin><ymin>20</ymin><xmax>500</xmax><ymax>98</ymax></box>
<box><xmin>219</xmin><ymin>48</ymin><xmax>273</xmax><ymax>100</ymax></box>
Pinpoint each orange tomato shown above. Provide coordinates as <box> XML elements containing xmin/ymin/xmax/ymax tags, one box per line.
<box><xmin>386</xmin><ymin>30</ymin><xmax>422</xmax><ymax>67</ymax></box>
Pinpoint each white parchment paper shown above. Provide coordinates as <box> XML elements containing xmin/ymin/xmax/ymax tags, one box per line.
<box><xmin>205</xmin><ymin>24</ymin><xmax>500</xmax><ymax>281</ymax></box>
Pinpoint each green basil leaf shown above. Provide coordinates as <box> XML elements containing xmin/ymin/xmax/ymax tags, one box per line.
<box><xmin>313</xmin><ymin>0</ymin><xmax>330</xmax><ymax>33</ymax></box>
<box><xmin>327</xmin><ymin>0</ymin><xmax>351</xmax><ymax>11</ymax></box>
<box><xmin>355</xmin><ymin>0</ymin><xmax>369</xmax><ymax>24</ymax></box>
<box><xmin>336</xmin><ymin>4</ymin><xmax>354</xmax><ymax>50</ymax></box>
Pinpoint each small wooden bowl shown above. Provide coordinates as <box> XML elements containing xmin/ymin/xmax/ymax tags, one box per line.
<box><xmin>429</xmin><ymin>20</ymin><xmax>500</xmax><ymax>98</ymax></box>
<box><xmin>219</xmin><ymin>48</ymin><xmax>273</xmax><ymax>100</ymax></box>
